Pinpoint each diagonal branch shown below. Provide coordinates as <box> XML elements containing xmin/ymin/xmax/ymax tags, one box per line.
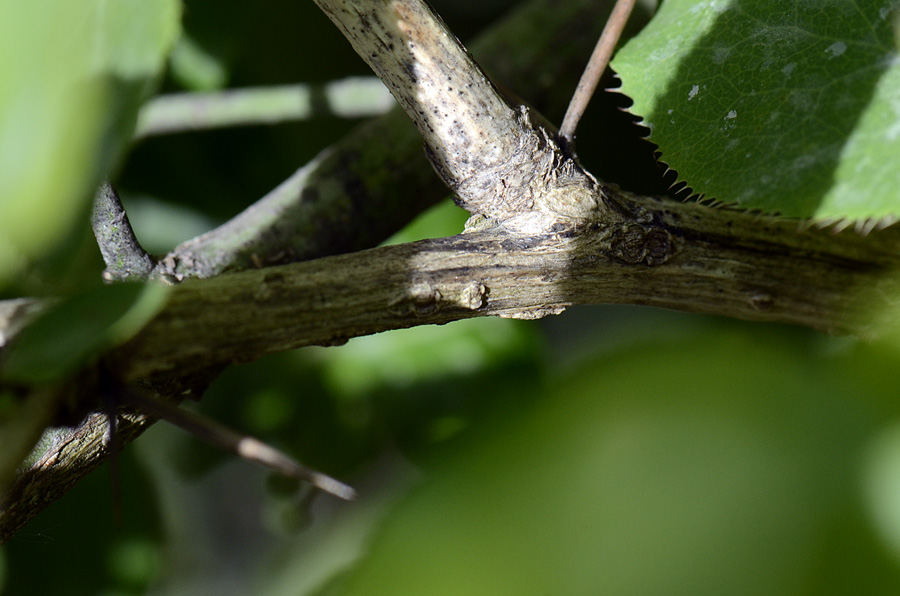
<box><xmin>92</xmin><ymin>183</ymin><xmax>155</xmax><ymax>281</ymax></box>
<box><xmin>313</xmin><ymin>0</ymin><xmax>606</xmax><ymax>230</ymax></box>
<box><xmin>154</xmin><ymin>0</ymin><xmax>627</xmax><ymax>280</ymax></box>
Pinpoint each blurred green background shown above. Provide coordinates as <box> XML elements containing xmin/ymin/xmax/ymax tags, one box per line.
<box><xmin>4</xmin><ymin>1</ymin><xmax>900</xmax><ymax>595</ymax></box>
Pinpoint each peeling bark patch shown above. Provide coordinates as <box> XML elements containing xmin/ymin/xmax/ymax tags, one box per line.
<box><xmin>388</xmin><ymin>281</ymin><xmax>442</xmax><ymax>317</ymax></box>
<box><xmin>500</xmin><ymin>305</ymin><xmax>566</xmax><ymax>320</ymax></box>
<box><xmin>500</xmin><ymin>235</ymin><xmax>547</xmax><ymax>251</ymax></box>
<box><xmin>387</xmin><ymin>278</ymin><xmax>487</xmax><ymax>316</ymax></box>
<box><xmin>459</xmin><ymin>281</ymin><xmax>487</xmax><ymax>310</ymax></box>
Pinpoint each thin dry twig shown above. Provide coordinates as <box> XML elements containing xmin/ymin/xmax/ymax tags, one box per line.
<box><xmin>122</xmin><ymin>391</ymin><xmax>357</xmax><ymax>500</ymax></box>
<box><xmin>559</xmin><ymin>0</ymin><xmax>637</xmax><ymax>143</ymax></box>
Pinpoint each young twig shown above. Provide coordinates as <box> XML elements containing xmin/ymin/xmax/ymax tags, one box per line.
<box><xmin>134</xmin><ymin>79</ymin><xmax>394</xmax><ymax>139</ymax></box>
<box><xmin>91</xmin><ymin>183</ymin><xmax>155</xmax><ymax>281</ymax></box>
<box><xmin>122</xmin><ymin>390</ymin><xmax>357</xmax><ymax>501</ymax></box>
<box><xmin>558</xmin><ymin>0</ymin><xmax>637</xmax><ymax>144</ymax></box>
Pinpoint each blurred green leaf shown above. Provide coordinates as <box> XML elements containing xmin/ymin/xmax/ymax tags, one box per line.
<box><xmin>0</xmin><ymin>0</ymin><xmax>180</xmax><ymax>287</ymax></box>
<box><xmin>319</xmin><ymin>317</ymin><xmax>532</xmax><ymax>401</ymax></box>
<box><xmin>169</xmin><ymin>34</ymin><xmax>229</xmax><ymax>91</ymax></box>
<box><xmin>325</xmin><ymin>325</ymin><xmax>900</xmax><ymax>595</ymax></box>
<box><xmin>380</xmin><ymin>199</ymin><xmax>470</xmax><ymax>246</ymax></box>
<box><xmin>106</xmin><ymin>536</ymin><xmax>162</xmax><ymax>587</ymax></box>
<box><xmin>0</xmin><ymin>281</ymin><xmax>169</xmax><ymax>385</ymax></box>
<box><xmin>863</xmin><ymin>423</ymin><xmax>900</xmax><ymax>562</ymax></box>
<box><xmin>613</xmin><ymin>0</ymin><xmax>900</xmax><ymax>222</ymax></box>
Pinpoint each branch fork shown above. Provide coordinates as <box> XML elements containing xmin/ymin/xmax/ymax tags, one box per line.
<box><xmin>315</xmin><ymin>0</ymin><xmax>610</xmax><ymax>233</ymax></box>
<box><xmin>6</xmin><ymin>0</ymin><xmax>900</xmax><ymax>543</ymax></box>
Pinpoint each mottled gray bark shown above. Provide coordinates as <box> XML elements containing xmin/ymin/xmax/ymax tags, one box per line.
<box><xmin>92</xmin><ymin>183</ymin><xmax>155</xmax><ymax>281</ymax></box>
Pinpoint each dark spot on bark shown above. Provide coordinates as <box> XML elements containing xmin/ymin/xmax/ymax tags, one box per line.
<box><xmin>610</xmin><ymin>224</ymin><xmax>674</xmax><ymax>266</ymax></box>
<box><xmin>645</xmin><ymin>229</ymin><xmax>672</xmax><ymax>265</ymax></box>
<box><xmin>301</xmin><ymin>186</ymin><xmax>319</xmax><ymax>205</ymax></box>
<box><xmin>500</xmin><ymin>235</ymin><xmax>544</xmax><ymax>251</ymax></box>
<box><xmin>403</xmin><ymin>60</ymin><xmax>418</xmax><ymax>83</ymax></box>
<box><xmin>264</xmin><ymin>272</ymin><xmax>285</xmax><ymax>285</ymax></box>
<box><xmin>620</xmin><ymin>225</ymin><xmax>645</xmax><ymax>263</ymax></box>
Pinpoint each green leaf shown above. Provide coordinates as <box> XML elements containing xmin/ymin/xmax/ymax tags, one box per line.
<box><xmin>169</xmin><ymin>34</ymin><xmax>229</xmax><ymax>91</ymax></box>
<box><xmin>612</xmin><ymin>0</ymin><xmax>900</xmax><ymax>222</ymax></box>
<box><xmin>0</xmin><ymin>0</ymin><xmax>180</xmax><ymax>287</ymax></box>
<box><xmin>0</xmin><ymin>282</ymin><xmax>170</xmax><ymax>386</ymax></box>
<box><xmin>323</xmin><ymin>326</ymin><xmax>900</xmax><ymax>595</ymax></box>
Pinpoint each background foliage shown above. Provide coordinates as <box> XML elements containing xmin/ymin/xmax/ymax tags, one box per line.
<box><xmin>614</xmin><ymin>0</ymin><xmax>900</xmax><ymax>223</ymax></box>
<box><xmin>4</xmin><ymin>1</ymin><xmax>900</xmax><ymax>595</ymax></box>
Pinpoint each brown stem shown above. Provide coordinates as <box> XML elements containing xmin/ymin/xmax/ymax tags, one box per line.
<box><xmin>122</xmin><ymin>391</ymin><xmax>356</xmax><ymax>500</ymax></box>
<box><xmin>559</xmin><ymin>0</ymin><xmax>637</xmax><ymax>144</ymax></box>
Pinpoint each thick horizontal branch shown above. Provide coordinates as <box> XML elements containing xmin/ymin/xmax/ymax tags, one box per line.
<box><xmin>5</xmin><ymin>185</ymin><xmax>900</xmax><ymax>540</ymax></box>
<box><xmin>124</xmin><ymin>191</ymin><xmax>900</xmax><ymax>386</ymax></box>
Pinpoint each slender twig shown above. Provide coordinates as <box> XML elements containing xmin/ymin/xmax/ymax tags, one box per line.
<box><xmin>559</xmin><ymin>0</ymin><xmax>637</xmax><ymax>144</ymax></box>
<box><xmin>134</xmin><ymin>79</ymin><xmax>394</xmax><ymax>139</ymax></box>
<box><xmin>91</xmin><ymin>183</ymin><xmax>155</xmax><ymax>281</ymax></box>
<box><xmin>121</xmin><ymin>390</ymin><xmax>357</xmax><ymax>500</ymax></box>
